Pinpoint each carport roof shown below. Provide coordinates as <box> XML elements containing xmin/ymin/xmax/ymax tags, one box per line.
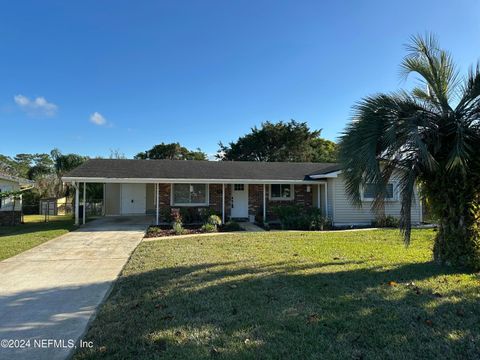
<box><xmin>63</xmin><ymin>159</ymin><xmax>342</xmax><ymax>182</ymax></box>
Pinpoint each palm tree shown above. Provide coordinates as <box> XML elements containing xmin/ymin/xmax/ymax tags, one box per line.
<box><xmin>339</xmin><ymin>34</ymin><xmax>480</xmax><ymax>270</ymax></box>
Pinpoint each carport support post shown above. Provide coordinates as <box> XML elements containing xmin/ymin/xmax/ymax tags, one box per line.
<box><xmin>263</xmin><ymin>184</ymin><xmax>266</xmax><ymax>224</ymax></box>
<box><xmin>156</xmin><ymin>183</ymin><xmax>159</xmax><ymax>225</ymax></box>
<box><xmin>317</xmin><ymin>184</ymin><xmax>321</xmax><ymax>210</ymax></box>
<box><xmin>222</xmin><ymin>183</ymin><xmax>225</xmax><ymax>224</ymax></box>
<box><xmin>82</xmin><ymin>182</ymin><xmax>86</xmax><ymax>225</ymax></box>
<box><xmin>74</xmin><ymin>182</ymin><xmax>79</xmax><ymax>226</ymax></box>
<box><xmin>324</xmin><ymin>182</ymin><xmax>328</xmax><ymax>217</ymax></box>
<box><xmin>102</xmin><ymin>183</ymin><xmax>106</xmax><ymax>216</ymax></box>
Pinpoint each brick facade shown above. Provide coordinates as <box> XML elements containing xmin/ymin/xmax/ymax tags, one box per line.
<box><xmin>248</xmin><ymin>184</ymin><xmax>313</xmax><ymax>222</ymax></box>
<box><xmin>0</xmin><ymin>211</ymin><xmax>21</xmax><ymax>226</ymax></box>
<box><xmin>155</xmin><ymin>183</ymin><xmax>312</xmax><ymax>223</ymax></box>
<box><xmin>208</xmin><ymin>184</ymin><xmax>232</xmax><ymax>216</ymax></box>
<box><xmin>156</xmin><ymin>183</ymin><xmax>231</xmax><ymax>222</ymax></box>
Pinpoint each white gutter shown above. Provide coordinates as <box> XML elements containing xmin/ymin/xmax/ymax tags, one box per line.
<box><xmin>62</xmin><ymin>177</ymin><xmax>328</xmax><ymax>184</ymax></box>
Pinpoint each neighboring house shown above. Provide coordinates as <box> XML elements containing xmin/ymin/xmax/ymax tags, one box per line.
<box><xmin>0</xmin><ymin>174</ymin><xmax>34</xmax><ymax>225</ymax></box>
<box><xmin>63</xmin><ymin>159</ymin><xmax>422</xmax><ymax>227</ymax></box>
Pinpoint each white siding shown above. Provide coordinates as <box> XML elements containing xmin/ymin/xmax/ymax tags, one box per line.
<box><xmin>331</xmin><ymin>174</ymin><xmax>422</xmax><ymax>226</ymax></box>
<box><xmin>0</xmin><ymin>180</ymin><xmax>22</xmax><ymax>212</ymax></box>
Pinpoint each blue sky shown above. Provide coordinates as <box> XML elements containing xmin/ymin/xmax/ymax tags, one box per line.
<box><xmin>1</xmin><ymin>1</ymin><xmax>479</xmax><ymax>159</ymax></box>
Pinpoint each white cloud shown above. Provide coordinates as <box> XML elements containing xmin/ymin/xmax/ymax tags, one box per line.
<box><xmin>14</xmin><ymin>94</ymin><xmax>58</xmax><ymax>117</ymax></box>
<box><xmin>90</xmin><ymin>112</ymin><xmax>107</xmax><ymax>126</ymax></box>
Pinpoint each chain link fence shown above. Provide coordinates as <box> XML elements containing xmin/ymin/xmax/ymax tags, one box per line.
<box><xmin>22</xmin><ymin>199</ymin><xmax>104</xmax><ymax>217</ymax></box>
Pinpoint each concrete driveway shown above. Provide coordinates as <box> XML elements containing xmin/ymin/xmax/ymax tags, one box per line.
<box><xmin>0</xmin><ymin>217</ymin><xmax>148</xmax><ymax>360</ymax></box>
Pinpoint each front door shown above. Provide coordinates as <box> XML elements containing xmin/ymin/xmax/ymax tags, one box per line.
<box><xmin>231</xmin><ymin>184</ymin><xmax>248</xmax><ymax>219</ymax></box>
<box><xmin>121</xmin><ymin>183</ymin><xmax>146</xmax><ymax>214</ymax></box>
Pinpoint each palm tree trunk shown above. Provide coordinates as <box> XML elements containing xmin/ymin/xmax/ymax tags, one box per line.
<box><xmin>430</xmin><ymin>182</ymin><xmax>480</xmax><ymax>270</ymax></box>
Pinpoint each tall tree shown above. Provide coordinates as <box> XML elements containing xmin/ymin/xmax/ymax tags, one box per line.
<box><xmin>10</xmin><ymin>153</ymin><xmax>54</xmax><ymax>179</ymax></box>
<box><xmin>218</xmin><ymin>120</ymin><xmax>337</xmax><ymax>162</ymax></box>
<box><xmin>310</xmin><ymin>138</ymin><xmax>338</xmax><ymax>163</ymax></box>
<box><xmin>135</xmin><ymin>142</ymin><xmax>207</xmax><ymax>160</ymax></box>
<box><xmin>51</xmin><ymin>149</ymin><xmax>87</xmax><ymax>176</ymax></box>
<box><xmin>50</xmin><ymin>149</ymin><xmax>88</xmax><ymax>197</ymax></box>
<box><xmin>0</xmin><ymin>155</ymin><xmax>19</xmax><ymax>176</ymax></box>
<box><xmin>339</xmin><ymin>34</ymin><xmax>480</xmax><ymax>270</ymax></box>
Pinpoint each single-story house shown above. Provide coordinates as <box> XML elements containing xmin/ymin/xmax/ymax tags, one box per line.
<box><xmin>62</xmin><ymin>159</ymin><xmax>422</xmax><ymax>227</ymax></box>
<box><xmin>0</xmin><ymin>173</ymin><xmax>35</xmax><ymax>225</ymax></box>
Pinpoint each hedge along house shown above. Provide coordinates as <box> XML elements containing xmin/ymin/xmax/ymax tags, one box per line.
<box><xmin>0</xmin><ymin>173</ymin><xmax>35</xmax><ymax>225</ymax></box>
<box><xmin>62</xmin><ymin>159</ymin><xmax>422</xmax><ymax>227</ymax></box>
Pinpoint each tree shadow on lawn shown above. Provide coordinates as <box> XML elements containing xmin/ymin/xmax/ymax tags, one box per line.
<box><xmin>74</xmin><ymin>260</ymin><xmax>479</xmax><ymax>359</ymax></box>
<box><xmin>0</xmin><ymin>218</ymin><xmax>76</xmax><ymax>238</ymax></box>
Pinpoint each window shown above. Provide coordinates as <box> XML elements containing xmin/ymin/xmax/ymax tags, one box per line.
<box><xmin>234</xmin><ymin>184</ymin><xmax>244</xmax><ymax>191</ymax></box>
<box><xmin>362</xmin><ymin>183</ymin><xmax>395</xmax><ymax>200</ymax></box>
<box><xmin>172</xmin><ymin>184</ymin><xmax>208</xmax><ymax>206</ymax></box>
<box><xmin>270</xmin><ymin>184</ymin><xmax>294</xmax><ymax>200</ymax></box>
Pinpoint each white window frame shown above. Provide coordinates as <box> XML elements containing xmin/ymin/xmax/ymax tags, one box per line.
<box><xmin>361</xmin><ymin>182</ymin><xmax>398</xmax><ymax>202</ymax></box>
<box><xmin>171</xmin><ymin>183</ymin><xmax>209</xmax><ymax>207</ymax></box>
<box><xmin>269</xmin><ymin>184</ymin><xmax>294</xmax><ymax>201</ymax></box>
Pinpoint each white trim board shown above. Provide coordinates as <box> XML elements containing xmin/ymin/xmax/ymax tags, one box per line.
<box><xmin>63</xmin><ymin>177</ymin><xmax>328</xmax><ymax>185</ymax></box>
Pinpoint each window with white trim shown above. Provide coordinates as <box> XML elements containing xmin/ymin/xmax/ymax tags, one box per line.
<box><xmin>234</xmin><ymin>184</ymin><xmax>244</xmax><ymax>191</ymax></box>
<box><xmin>270</xmin><ymin>184</ymin><xmax>294</xmax><ymax>200</ymax></box>
<box><xmin>362</xmin><ymin>183</ymin><xmax>395</xmax><ymax>200</ymax></box>
<box><xmin>172</xmin><ymin>184</ymin><xmax>208</xmax><ymax>206</ymax></box>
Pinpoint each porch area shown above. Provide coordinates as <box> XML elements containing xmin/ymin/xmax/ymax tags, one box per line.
<box><xmin>72</xmin><ymin>181</ymin><xmax>329</xmax><ymax>226</ymax></box>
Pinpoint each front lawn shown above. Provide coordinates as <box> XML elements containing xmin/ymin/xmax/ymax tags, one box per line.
<box><xmin>0</xmin><ymin>215</ymin><xmax>76</xmax><ymax>260</ymax></box>
<box><xmin>75</xmin><ymin>229</ymin><xmax>480</xmax><ymax>359</ymax></box>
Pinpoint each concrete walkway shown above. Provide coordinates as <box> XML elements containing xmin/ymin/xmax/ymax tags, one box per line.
<box><xmin>0</xmin><ymin>218</ymin><xmax>147</xmax><ymax>360</ymax></box>
<box><xmin>238</xmin><ymin>222</ymin><xmax>265</xmax><ymax>232</ymax></box>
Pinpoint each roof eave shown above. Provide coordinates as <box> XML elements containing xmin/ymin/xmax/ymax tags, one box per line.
<box><xmin>62</xmin><ymin>176</ymin><xmax>327</xmax><ymax>184</ymax></box>
<box><xmin>309</xmin><ymin>170</ymin><xmax>342</xmax><ymax>179</ymax></box>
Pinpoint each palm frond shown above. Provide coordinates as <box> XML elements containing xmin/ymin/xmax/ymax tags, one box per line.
<box><xmin>339</xmin><ymin>90</ymin><xmax>440</xmax><ymax>243</ymax></box>
<box><xmin>401</xmin><ymin>33</ymin><xmax>459</xmax><ymax>112</ymax></box>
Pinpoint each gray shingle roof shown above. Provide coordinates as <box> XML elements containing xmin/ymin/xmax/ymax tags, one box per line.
<box><xmin>64</xmin><ymin>159</ymin><xmax>342</xmax><ymax>181</ymax></box>
<box><xmin>0</xmin><ymin>173</ymin><xmax>34</xmax><ymax>186</ymax></box>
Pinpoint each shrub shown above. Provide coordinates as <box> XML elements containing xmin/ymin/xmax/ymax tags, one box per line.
<box><xmin>198</xmin><ymin>208</ymin><xmax>218</xmax><ymax>223</ymax></box>
<box><xmin>221</xmin><ymin>221</ymin><xmax>243</xmax><ymax>232</ymax></box>
<box><xmin>179</xmin><ymin>207</ymin><xmax>201</xmax><ymax>224</ymax></box>
<box><xmin>170</xmin><ymin>208</ymin><xmax>186</xmax><ymax>234</ymax></box>
<box><xmin>146</xmin><ymin>226</ymin><xmax>162</xmax><ymax>237</ymax></box>
<box><xmin>160</xmin><ymin>208</ymin><xmax>173</xmax><ymax>223</ymax></box>
<box><xmin>372</xmin><ymin>215</ymin><xmax>399</xmax><ymax>228</ymax></box>
<box><xmin>307</xmin><ymin>208</ymin><xmax>331</xmax><ymax>230</ymax></box>
<box><xmin>272</xmin><ymin>205</ymin><xmax>330</xmax><ymax>230</ymax></box>
<box><xmin>272</xmin><ymin>205</ymin><xmax>309</xmax><ymax>230</ymax></box>
<box><xmin>201</xmin><ymin>223</ymin><xmax>217</xmax><ymax>233</ymax></box>
<box><xmin>171</xmin><ymin>208</ymin><xmax>182</xmax><ymax>223</ymax></box>
<box><xmin>207</xmin><ymin>214</ymin><xmax>222</xmax><ymax>226</ymax></box>
<box><xmin>172</xmin><ymin>221</ymin><xmax>186</xmax><ymax>235</ymax></box>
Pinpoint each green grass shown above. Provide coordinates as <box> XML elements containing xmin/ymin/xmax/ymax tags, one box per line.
<box><xmin>75</xmin><ymin>229</ymin><xmax>480</xmax><ymax>359</ymax></box>
<box><xmin>0</xmin><ymin>215</ymin><xmax>76</xmax><ymax>260</ymax></box>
